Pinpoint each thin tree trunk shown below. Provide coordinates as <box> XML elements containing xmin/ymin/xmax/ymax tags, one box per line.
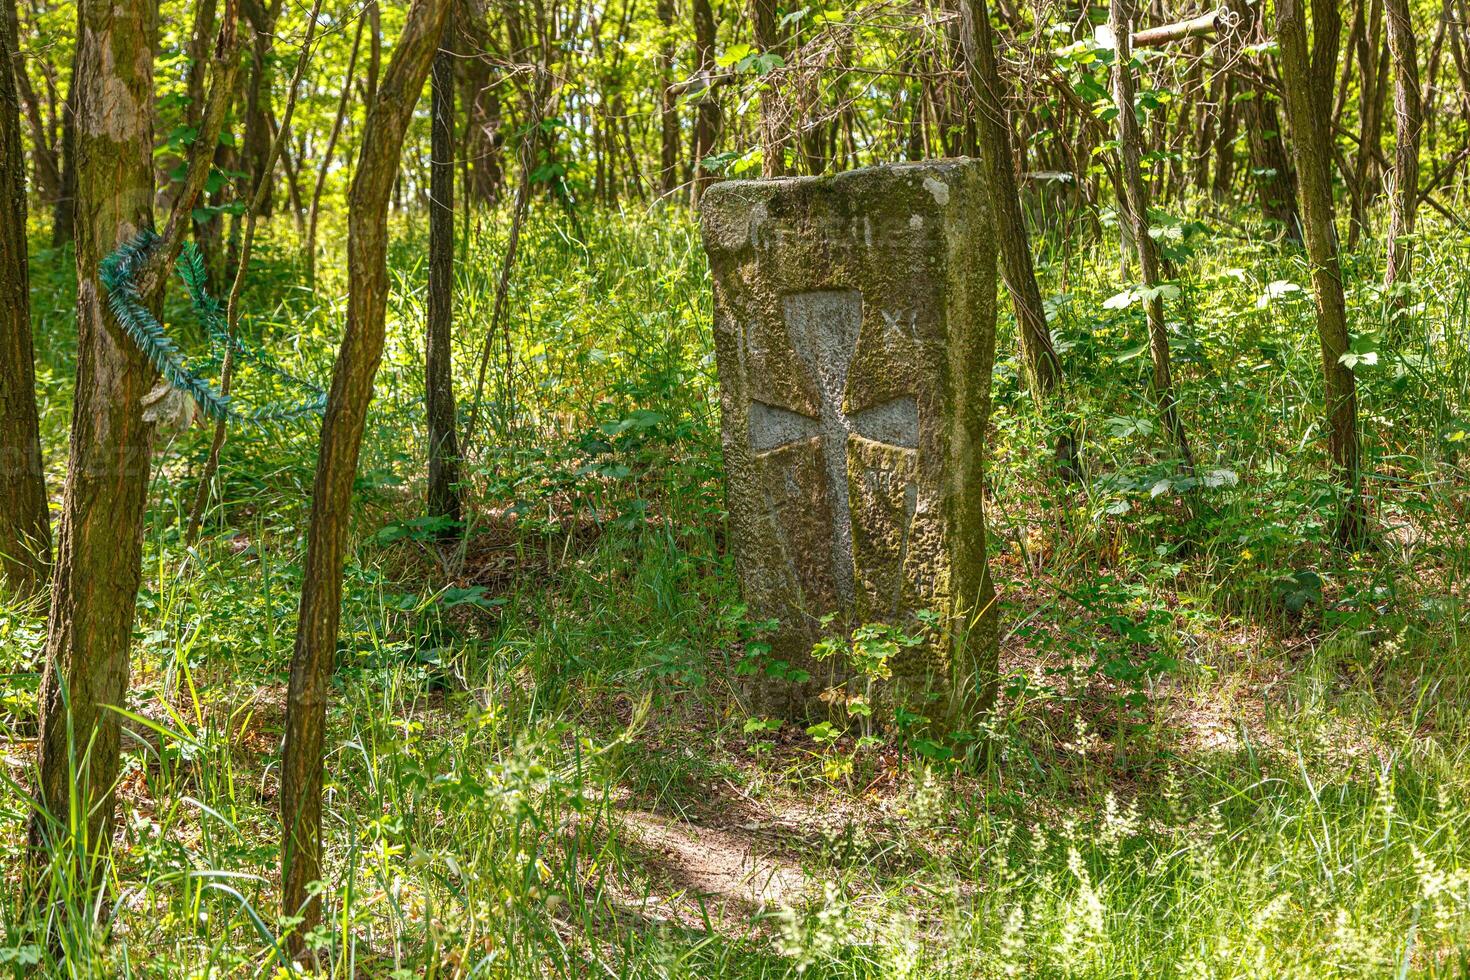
<box><xmin>0</xmin><ymin>2</ymin><xmax>48</xmax><ymax>598</ymax></box>
<box><xmin>30</xmin><ymin>0</ymin><xmax>238</xmax><ymax>866</ymax></box>
<box><xmin>366</xmin><ymin>1</ymin><xmax>382</xmax><ymax>103</ymax></box>
<box><xmin>657</xmin><ymin>0</ymin><xmax>679</xmax><ymax>194</ymax></box>
<box><xmin>1111</xmin><ymin>0</ymin><xmax>1193</xmax><ymax>470</ymax></box>
<box><xmin>462</xmin><ymin>84</ymin><xmax>546</xmax><ymax>457</ymax></box>
<box><xmin>279</xmin><ymin>0</ymin><xmax>450</xmax><ymax>952</ymax></box>
<box><xmin>427</xmin><ymin>39</ymin><xmax>461</xmax><ymax>532</ymax></box>
<box><xmin>956</xmin><ymin>0</ymin><xmax>1076</xmax><ymax>471</ymax></box>
<box><xmin>3</xmin><ymin>0</ymin><xmax>60</xmax><ymax>209</ymax></box>
<box><xmin>689</xmin><ymin>0</ymin><xmax>720</xmax><ymax>204</ymax></box>
<box><xmin>50</xmin><ymin>2</ymin><xmax>79</xmax><ymax>246</ymax></box>
<box><xmin>1384</xmin><ymin>0</ymin><xmax>1422</xmax><ymax>299</ymax></box>
<box><xmin>1211</xmin><ymin>74</ymin><xmax>1238</xmax><ymax>199</ymax></box>
<box><xmin>241</xmin><ymin>0</ymin><xmax>284</xmax><ymax>218</ymax></box>
<box><xmin>751</xmin><ymin>0</ymin><xmax>785</xmax><ymax>176</ymax></box>
<box><xmin>459</xmin><ymin>0</ymin><xmax>503</xmax><ymax>205</ymax></box>
<box><xmin>1347</xmin><ymin>0</ymin><xmax>1388</xmax><ymax>247</ymax></box>
<box><xmin>1276</xmin><ymin>0</ymin><xmax>1368</xmax><ymax>543</ymax></box>
<box><xmin>186</xmin><ymin>0</ymin><xmax>324</xmax><ymax>544</ymax></box>
<box><xmin>185</xmin><ymin>0</ymin><xmax>220</xmax><ymax>271</ymax></box>
<box><xmin>305</xmin><ymin>11</ymin><xmax>364</xmax><ymax>285</ymax></box>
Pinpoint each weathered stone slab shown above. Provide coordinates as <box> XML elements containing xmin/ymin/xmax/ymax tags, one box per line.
<box><xmin>701</xmin><ymin>160</ymin><xmax>999</xmax><ymax>724</ymax></box>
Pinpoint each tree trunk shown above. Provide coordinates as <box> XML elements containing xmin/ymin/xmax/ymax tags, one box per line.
<box><xmin>657</xmin><ymin>0</ymin><xmax>679</xmax><ymax>194</ymax></box>
<box><xmin>0</xmin><ymin>1</ymin><xmax>49</xmax><ymax>598</ymax></box>
<box><xmin>1347</xmin><ymin>0</ymin><xmax>1388</xmax><ymax>247</ymax></box>
<box><xmin>305</xmin><ymin>11</ymin><xmax>364</xmax><ymax>285</ymax></box>
<box><xmin>427</xmin><ymin>39</ymin><xmax>462</xmax><ymax>532</ymax></box>
<box><xmin>1384</xmin><ymin>0</ymin><xmax>1422</xmax><ymax>297</ymax></box>
<box><xmin>751</xmin><ymin>0</ymin><xmax>785</xmax><ymax>177</ymax></box>
<box><xmin>1276</xmin><ymin>0</ymin><xmax>1367</xmax><ymax>543</ymax></box>
<box><xmin>1111</xmin><ymin>0</ymin><xmax>1193</xmax><ymax>470</ymax></box>
<box><xmin>50</xmin><ymin>2</ymin><xmax>79</xmax><ymax>246</ymax></box>
<box><xmin>279</xmin><ymin>0</ymin><xmax>450</xmax><ymax>952</ymax></box>
<box><xmin>241</xmin><ymin>0</ymin><xmax>283</xmax><ymax>218</ymax></box>
<box><xmin>689</xmin><ymin>0</ymin><xmax>720</xmax><ymax>203</ymax></box>
<box><xmin>30</xmin><ymin>0</ymin><xmax>163</xmax><ymax>862</ymax></box>
<box><xmin>458</xmin><ymin>0</ymin><xmax>504</xmax><ymax>205</ymax></box>
<box><xmin>30</xmin><ymin>0</ymin><xmax>238</xmax><ymax>864</ymax></box>
<box><xmin>185</xmin><ymin>0</ymin><xmax>220</xmax><ymax>270</ymax></box>
<box><xmin>1226</xmin><ymin>0</ymin><xmax>1300</xmax><ymax>239</ymax></box>
<box><xmin>956</xmin><ymin>0</ymin><xmax>1076</xmax><ymax>471</ymax></box>
<box><xmin>1211</xmin><ymin>74</ymin><xmax>1238</xmax><ymax>199</ymax></box>
<box><xmin>3</xmin><ymin>0</ymin><xmax>59</xmax><ymax>209</ymax></box>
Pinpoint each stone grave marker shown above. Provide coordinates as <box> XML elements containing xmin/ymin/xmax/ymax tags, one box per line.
<box><xmin>700</xmin><ymin>160</ymin><xmax>999</xmax><ymax>722</ymax></box>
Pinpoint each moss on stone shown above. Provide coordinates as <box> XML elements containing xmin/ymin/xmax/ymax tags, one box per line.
<box><xmin>702</xmin><ymin>160</ymin><xmax>998</xmax><ymax>728</ymax></box>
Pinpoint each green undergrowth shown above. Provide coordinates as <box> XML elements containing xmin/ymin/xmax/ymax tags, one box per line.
<box><xmin>1</xmin><ymin>201</ymin><xmax>1467</xmax><ymax>976</ymax></box>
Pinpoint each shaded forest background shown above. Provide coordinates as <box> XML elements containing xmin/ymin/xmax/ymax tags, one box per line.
<box><xmin>0</xmin><ymin>0</ymin><xmax>1468</xmax><ymax>974</ymax></box>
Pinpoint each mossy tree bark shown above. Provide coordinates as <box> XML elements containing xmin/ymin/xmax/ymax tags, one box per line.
<box><xmin>279</xmin><ymin>0</ymin><xmax>451</xmax><ymax>952</ymax></box>
<box><xmin>956</xmin><ymin>0</ymin><xmax>1076</xmax><ymax>474</ymax></box>
<box><xmin>0</xmin><ymin>2</ymin><xmax>50</xmax><ymax>598</ymax></box>
<box><xmin>30</xmin><ymin>0</ymin><xmax>238</xmax><ymax>864</ymax></box>
<box><xmin>1109</xmin><ymin>0</ymin><xmax>1194</xmax><ymax>471</ymax></box>
<box><xmin>1276</xmin><ymin>0</ymin><xmax>1368</xmax><ymax>543</ymax></box>
<box><xmin>427</xmin><ymin>37</ymin><xmax>462</xmax><ymax>532</ymax></box>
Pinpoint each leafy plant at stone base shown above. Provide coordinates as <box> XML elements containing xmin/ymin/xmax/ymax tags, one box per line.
<box><xmin>732</xmin><ymin>613</ymin><xmax>808</xmax><ymax>685</ymax></box>
<box><xmin>797</xmin><ymin>612</ymin><xmax>970</xmax><ymax>775</ymax></box>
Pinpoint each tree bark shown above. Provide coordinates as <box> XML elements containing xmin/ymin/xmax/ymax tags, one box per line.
<box><xmin>30</xmin><ymin>0</ymin><xmax>238</xmax><ymax>864</ymax></box>
<box><xmin>1111</xmin><ymin>0</ymin><xmax>1193</xmax><ymax>470</ymax></box>
<box><xmin>689</xmin><ymin>0</ymin><xmax>720</xmax><ymax>203</ymax></box>
<box><xmin>458</xmin><ymin>0</ymin><xmax>504</xmax><ymax>205</ymax></box>
<box><xmin>50</xmin><ymin>2</ymin><xmax>79</xmax><ymax>246</ymax></box>
<box><xmin>0</xmin><ymin>0</ymin><xmax>48</xmax><ymax>598</ymax></box>
<box><xmin>1346</xmin><ymin>0</ymin><xmax>1388</xmax><ymax>247</ymax></box>
<box><xmin>750</xmin><ymin>0</ymin><xmax>786</xmax><ymax>176</ymax></box>
<box><xmin>240</xmin><ymin>0</ymin><xmax>283</xmax><ymax>218</ymax></box>
<box><xmin>427</xmin><ymin>39</ymin><xmax>462</xmax><ymax>532</ymax></box>
<box><xmin>305</xmin><ymin>11</ymin><xmax>364</xmax><ymax>285</ymax></box>
<box><xmin>657</xmin><ymin>0</ymin><xmax>679</xmax><ymax>194</ymax></box>
<box><xmin>956</xmin><ymin>0</ymin><xmax>1076</xmax><ymax>471</ymax></box>
<box><xmin>3</xmin><ymin>0</ymin><xmax>59</xmax><ymax>208</ymax></box>
<box><xmin>279</xmin><ymin>0</ymin><xmax>450</xmax><ymax>952</ymax></box>
<box><xmin>1384</xmin><ymin>0</ymin><xmax>1422</xmax><ymax>297</ymax></box>
<box><xmin>1276</xmin><ymin>0</ymin><xmax>1367</xmax><ymax>542</ymax></box>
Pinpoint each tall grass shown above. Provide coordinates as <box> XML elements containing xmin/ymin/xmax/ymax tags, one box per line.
<box><xmin>0</xmin><ymin>201</ymin><xmax>1466</xmax><ymax>976</ymax></box>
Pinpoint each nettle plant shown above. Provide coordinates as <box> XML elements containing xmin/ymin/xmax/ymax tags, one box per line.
<box><xmin>809</xmin><ymin>611</ymin><xmax>962</xmax><ymax>766</ymax></box>
<box><xmin>810</xmin><ymin>612</ymin><xmax>938</xmax><ymax>736</ymax></box>
<box><xmin>738</xmin><ymin>610</ymin><xmax>963</xmax><ymax>776</ymax></box>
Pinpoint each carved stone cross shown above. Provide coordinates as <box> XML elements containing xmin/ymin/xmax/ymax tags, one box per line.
<box><xmin>700</xmin><ymin>160</ymin><xmax>998</xmax><ymax>722</ymax></box>
<box><xmin>747</xmin><ymin>290</ymin><xmax>918</xmax><ymax>603</ymax></box>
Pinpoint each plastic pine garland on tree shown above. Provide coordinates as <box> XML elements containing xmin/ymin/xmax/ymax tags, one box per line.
<box><xmin>100</xmin><ymin>230</ymin><xmax>326</xmax><ymax>424</ymax></box>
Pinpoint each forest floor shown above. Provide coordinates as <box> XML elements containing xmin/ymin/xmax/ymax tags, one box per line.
<box><xmin>1</xmin><ymin>207</ymin><xmax>1468</xmax><ymax>977</ymax></box>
